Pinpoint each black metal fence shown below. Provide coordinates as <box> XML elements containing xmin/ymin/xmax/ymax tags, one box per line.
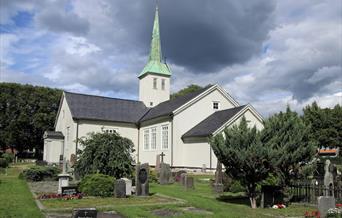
<box><xmin>289</xmin><ymin>182</ymin><xmax>342</xmax><ymax>204</ymax></box>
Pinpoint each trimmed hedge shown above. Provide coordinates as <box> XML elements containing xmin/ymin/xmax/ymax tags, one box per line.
<box><xmin>79</xmin><ymin>174</ymin><xmax>114</xmax><ymax>197</ymax></box>
<box><xmin>22</xmin><ymin>166</ymin><xmax>61</xmax><ymax>181</ymax></box>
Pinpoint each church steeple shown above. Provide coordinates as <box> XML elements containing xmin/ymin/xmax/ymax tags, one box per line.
<box><xmin>138</xmin><ymin>5</ymin><xmax>171</xmax><ymax>78</ymax></box>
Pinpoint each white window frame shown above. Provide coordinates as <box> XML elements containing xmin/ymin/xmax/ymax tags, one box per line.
<box><xmin>213</xmin><ymin>101</ymin><xmax>220</xmax><ymax>110</ymax></box>
<box><xmin>143</xmin><ymin>129</ymin><xmax>150</xmax><ymax>150</ymax></box>
<box><xmin>151</xmin><ymin>127</ymin><xmax>157</xmax><ymax>150</ymax></box>
<box><xmin>161</xmin><ymin>125</ymin><xmax>169</xmax><ymax>150</ymax></box>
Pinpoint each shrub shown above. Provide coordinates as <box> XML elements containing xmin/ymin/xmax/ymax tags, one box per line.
<box><xmin>149</xmin><ymin>169</ymin><xmax>158</xmax><ymax>183</ymax></box>
<box><xmin>2</xmin><ymin>153</ymin><xmax>14</xmax><ymax>163</ymax></box>
<box><xmin>22</xmin><ymin>166</ymin><xmax>61</xmax><ymax>181</ymax></box>
<box><xmin>79</xmin><ymin>174</ymin><xmax>114</xmax><ymax>197</ymax></box>
<box><xmin>230</xmin><ymin>180</ymin><xmax>246</xmax><ymax>193</ymax></box>
<box><xmin>0</xmin><ymin>158</ymin><xmax>8</xmax><ymax>168</ymax></box>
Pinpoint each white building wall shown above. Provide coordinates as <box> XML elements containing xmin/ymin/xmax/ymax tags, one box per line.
<box><xmin>139</xmin><ymin>74</ymin><xmax>170</xmax><ymax>107</ymax></box>
<box><xmin>55</xmin><ymin>95</ymin><xmax>77</xmax><ymax>161</ymax></box>
<box><xmin>43</xmin><ymin>139</ymin><xmax>63</xmax><ymax>163</ymax></box>
<box><xmin>172</xmin><ymin>89</ymin><xmax>236</xmax><ymax>167</ymax></box>
<box><xmin>138</xmin><ymin>120</ymin><xmax>171</xmax><ymax>166</ymax></box>
<box><xmin>77</xmin><ymin>120</ymin><xmax>139</xmax><ymax>161</ymax></box>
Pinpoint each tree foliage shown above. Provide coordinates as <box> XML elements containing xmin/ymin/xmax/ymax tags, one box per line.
<box><xmin>303</xmin><ymin>102</ymin><xmax>342</xmax><ymax>149</ymax></box>
<box><xmin>75</xmin><ymin>132</ymin><xmax>135</xmax><ymax>178</ymax></box>
<box><xmin>0</xmin><ymin>83</ymin><xmax>62</xmax><ymax>156</ymax></box>
<box><xmin>261</xmin><ymin>107</ymin><xmax>317</xmax><ymax>186</ymax></box>
<box><xmin>170</xmin><ymin>84</ymin><xmax>208</xmax><ymax>99</ymax></box>
<box><xmin>210</xmin><ymin>117</ymin><xmax>272</xmax><ymax>208</ymax></box>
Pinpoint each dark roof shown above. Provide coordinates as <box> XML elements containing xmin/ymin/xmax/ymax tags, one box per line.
<box><xmin>182</xmin><ymin>105</ymin><xmax>246</xmax><ymax>139</ymax></box>
<box><xmin>64</xmin><ymin>92</ymin><xmax>149</xmax><ymax>124</ymax></box>
<box><xmin>44</xmin><ymin>131</ymin><xmax>64</xmax><ymax>139</ymax></box>
<box><xmin>140</xmin><ymin>85</ymin><xmax>213</xmax><ymax>122</ymax></box>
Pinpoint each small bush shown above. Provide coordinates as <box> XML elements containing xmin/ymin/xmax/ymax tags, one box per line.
<box><xmin>22</xmin><ymin>166</ymin><xmax>61</xmax><ymax>181</ymax></box>
<box><xmin>2</xmin><ymin>153</ymin><xmax>14</xmax><ymax>163</ymax></box>
<box><xmin>230</xmin><ymin>180</ymin><xmax>246</xmax><ymax>193</ymax></box>
<box><xmin>149</xmin><ymin>169</ymin><xmax>158</xmax><ymax>183</ymax></box>
<box><xmin>79</xmin><ymin>174</ymin><xmax>114</xmax><ymax>197</ymax></box>
<box><xmin>0</xmin><ymin>158</ymin><xmax>8</xmax><ymax>168</ymax></box>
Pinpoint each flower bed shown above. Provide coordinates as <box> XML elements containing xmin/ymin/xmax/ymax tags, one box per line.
<box><xmin>38</xmin><ymin>193</ymin><xmax>83</xmax><ymax>200</ymax></box>
<box><xmin>304</xmin><ymin>210</ymin><xmax>320</xmax><ymax>218</ymax></box>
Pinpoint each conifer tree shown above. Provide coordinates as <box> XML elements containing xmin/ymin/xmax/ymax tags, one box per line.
<box><xmin>210</xmin><ymin>117</ymin><xmax>272</xmax><ymax>208</ymax></box>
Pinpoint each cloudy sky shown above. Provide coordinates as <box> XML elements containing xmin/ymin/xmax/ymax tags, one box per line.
<box><xmin>1</xmin><ymin>0</ymin><xmax>341</xmax><ymax>116</ymax></box>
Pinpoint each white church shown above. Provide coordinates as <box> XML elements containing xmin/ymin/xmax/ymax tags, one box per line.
<box><xmin>43</xmin><ymin>6</ymin><xmax>263</xmax><ymax>169</ymax></box>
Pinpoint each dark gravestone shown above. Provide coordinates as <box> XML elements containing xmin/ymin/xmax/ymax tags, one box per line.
<box><xmin>159</xmin><ymin>163</ymin><xmax>171</xmax><ymax>185</ymax></box>
<box><xmin>115</xmin><ymin>179</ymin><xmax>126</xmax><ymax>198</ymax></box>
<box><xmin>62</xmin><ymin>186</ymin><xmax>78</xmax><ymax>195</ymax></box>
<box><xmin>72</xmin><ymin>208</ymin><xmax>97</xmax><ymax>218</ymax></box>
<box><xmin>213</xmin><ymin>161</ymin><xmax>224</xmax><ymax>194</ymax></box>
<box><xmin>185</xmin><ymin>176</ymin><xmax>194</xmax><ymax>190</ymax></box>
<box><xmin>136</xmin><ymin>163</ymin><xmax>149</xmax><ymax>196</ymax></box>
<box><xmin>260</xmin><ymin>185</ymin><xmax>284</xmax><ymax>208</ymax></box>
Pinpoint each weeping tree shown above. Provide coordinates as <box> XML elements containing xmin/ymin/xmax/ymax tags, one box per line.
<box><xmin>75</xmin><ymin>132</ymin><xmax>135</xmax><ymax>179</ymax></box>
<box><xmin>261</xmin><ymin>106</ymin><xmax>317</xmax><ymax>186</ymax></box>
<box><xmin>210</xmin><ymin>117</ymin><xmax>273</xmax><ymax>208</ymax></box>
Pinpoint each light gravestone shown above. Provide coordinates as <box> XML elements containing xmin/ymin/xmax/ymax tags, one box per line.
<box><xmin>122</xmin><ymin>178</ymin><xmax>132</xmax><ymax>196</ymax></box>
<box><xmin>115</xmin><ymin>179</ymin><xmax>126</xmax><ymax>198</ymax></box>
<box><xmin>213</xmin><ymin>161</ymin><xmax>224</xmax><ymax>194</ymax></box>
<box><xmin>155</xmin><ymin>154</ymin><xmax>161</xmax><ymax>172</ymax></box>
<box><xmin>159</xmin><ymin>163</ymin><xmax>172</xmax><ymax>185</ymax></box>
<box><xmin>136</xmin><ymin>163</ymin><xmax>149</xmax><ymax>196</ymax></box>
<box><xmin>180</xmin><ymin>173</ymin><xmax>187</xmax><ymax>186</ymax></box>
<box><xmin>318</xmin><ymin>196</ymin><xmax>336</xmax><ymax>218</ymax></box>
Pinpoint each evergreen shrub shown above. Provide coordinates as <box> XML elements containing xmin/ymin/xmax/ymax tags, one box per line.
<box><xmin>230</xmin><ymin>180</ymin><xmax>246</xmax><ymax>193</ymax></box>
<box><xmin>22</xmin><ymin>166</ymin><xmax>61</xmax><ymax>181</ymax></box>
<box><xmin>79</xmin><ymin>174</ymin><xmax>114</xmax><ymax>197</ymax></box>
<box><xmin>2</xmin><ymin>153</ymin><xmax>14</xmax><ymax>163</ymax></box>
<box><xmin>0</xmin><ymin>158</ymin><xmax>8</xmax><ymax>168</ymax></box>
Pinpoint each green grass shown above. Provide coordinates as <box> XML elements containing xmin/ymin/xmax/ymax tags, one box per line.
<box><xmin>0</xmin><ymin>164</ymin><xmax>43</xmax><ymax>218</ymax></box>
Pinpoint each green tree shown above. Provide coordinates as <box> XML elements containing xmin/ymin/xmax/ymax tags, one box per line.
<box><xmin>0</xmin><ymin>83</ymin><xmax>62</xmax><ymax>157</ymax></box>
<box><xmin>210</xmin><ymin>117</ymin><xmax>272</xmax><ymax>208</ymax></box>
<box><xmin>261</xmin><ymin>106</ymin><xmax>316</xmax><ymax>186</ymax></box>
<box><xmin>303</xmin><ymin>102</ymin><xmax>342</xmax><ymax>149</ymax></box>
<box><xmin>170</xmin><ymin>84</ymin><xmax>209</xmax><ymax>99</ymax></box>
<box><xmin>75</xmin><ymin>132</ymin><xmax>135</xmax><ymax>178</ymax></box>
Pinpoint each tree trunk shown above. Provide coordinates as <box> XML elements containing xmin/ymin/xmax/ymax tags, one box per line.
<box><xmin>249</xmin><ymin>197</ymin><xmax>257</xmax><ymax>209</ymax></box>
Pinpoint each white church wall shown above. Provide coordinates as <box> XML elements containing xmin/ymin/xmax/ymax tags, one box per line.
<box><xmin>138</xmin><ymin>120</ymin><xmax>171</xmax><ymax>166</ymax></box>
<box><xmin>173</xmin><ymin>88</ymin><xmax>236</xmax><ymax>167</ymax></box>
<box><xmin>77</xmin><ymin>120</ymin><xmax>139</xmax><ymax>160</ymax></box>
<box><xmin>139</xmin><ymin>74</ymin><xmax>170</xmax><ymax>107</ymax></box>
<box><xmin>43</xmin><ymin>139</ymin><xmax>63</xmax><ymax>163</ymax></box>
<box><xmin>54</xmin><ymin>95</ymin><xmax>77</xmax><ymax>161</ymax></box>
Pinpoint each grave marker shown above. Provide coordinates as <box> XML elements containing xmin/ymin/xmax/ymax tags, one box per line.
<box><xmin>136</xmin><ymin>163</ymin><xmax>149</xmax><ymax>196</ymax></box>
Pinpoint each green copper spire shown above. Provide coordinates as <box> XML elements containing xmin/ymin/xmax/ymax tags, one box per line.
<box><xmin>139</xmin><ymin>5</ymin><xmax>171</xmax><ymax>78</ymax></box>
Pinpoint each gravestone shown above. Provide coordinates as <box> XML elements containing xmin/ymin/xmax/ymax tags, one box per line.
<box><xmin>185</xmin><ymin>176</ymin><xmax>194</xmax><ymax>190</ymax></box>
<box><xmin>72</xmin><ymin>208</ymin><xmax>97</xmax><ymax>218</ymax></box>
<box><xmin>122</xmin><ymin>178</ymin><xmax>132</xmax><ymax>196</ymax></box>
<box><xmin>175</xmin><ymin>170</ymin><xmax>187</xmax><ymax>182</ymax></box>
<box><xmin>159</xmin><ymin>163</ymin><xmax>171</xmax><ymax>185</ymax></box>
<box><xmin>180</xmin><ymin>173</ymin><xmax>187</xmax><ymax>186</ymax></box>
<box><xmin>115</xmin><ymin>179</ymin><xmax>126</xmax><ymax>198</ymax></box>
<box><xmin>201</xmin><ymin>164</ymin><xmax>206</xmax><ymax>173</ymax></box>
<box><xmin>260</xmin><ymin>186</ymin><xmax>284</xmax><ymax>208</ymax></box>
<box><xmin>136</xmin><ymin>163</ymin><xmax>149</xmax><ymax>196</ymax></box>
<box><xmin>70</xmin><ymin>154</ymin><xmax>77</xmax><ymax>167</ymax></box>
<box><xmin>317</xmin><ymin>196</ymin><xmax>336</xmax><ymax>218</ymax></box>
<box><xmin>324</xmin><ymin>160</ymin><xmax>334</xmax><ymax>196</ymax></box>
<box><xmin>155</xmin><ymin>154</ymin><xmax>161</xmax><ymax>172</ymax></box>
<box><xmin>213</xmin><ymin>161</ymin><xmax>224</xmax><ymax>194</ymax></box>
<box><xmin>58</xmin><ymin>157</ymin><xmax>70</xmax><ymax>194</ymax></box>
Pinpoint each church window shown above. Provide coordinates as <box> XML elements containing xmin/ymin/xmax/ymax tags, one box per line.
<box><xmin>161</xmin><ymin>79</ymin><xmax>165</xmax><ymax>90</ymax></box>
<box><xmin>161</xmin><ymin>125</ymin><xmax>168</xmax><ymax>149</ymax></box>
<box><xmin>151</xmin><ymin>127</ymin><xmax>157</xmax><ymax>150</ymax></box>
<box><xmin>213</xmin><ymin>102</ymin><xmax>220</xmax><ymax>110</ymax></box>
<box><xmin>153</xmin><ymin>78</ymin><xmax>157</xmax><ymax>89</ymax></box>
<box><xmin>144</xmin><ymin>129</ymin><xmax>150</xmax><ymax>150</ymax></box>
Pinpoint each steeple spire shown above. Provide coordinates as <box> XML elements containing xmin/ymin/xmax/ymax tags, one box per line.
<box><xmin>139</xmin><ymin>4</ymin><xmax>171</xmax><ymax>78</ymax></box>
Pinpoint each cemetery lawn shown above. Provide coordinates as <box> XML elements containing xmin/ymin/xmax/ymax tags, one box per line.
<box><xmin>0</xmin><ymin>164</ymin><xmax>43</xmax><ymax>218</ymax></box>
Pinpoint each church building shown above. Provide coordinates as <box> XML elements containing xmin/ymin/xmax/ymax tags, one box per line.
<box><xmin>43</xmin><ymin>6</ymin><xmax>264</xmax><ymax>169</ymax></box>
